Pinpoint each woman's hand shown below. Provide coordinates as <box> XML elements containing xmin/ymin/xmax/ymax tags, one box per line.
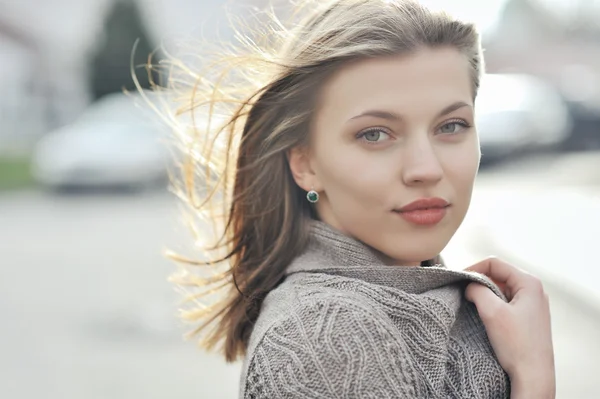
<box><xmin>465</xmin><ymin>257</ymin><xmax>555</xmax><ymax>399</ymax></box>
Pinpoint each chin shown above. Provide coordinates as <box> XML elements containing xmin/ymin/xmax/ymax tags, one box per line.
<box><xmin>341</xmin><ymin>218</ymin><xmax>454</xmax><ymax>265</ymax></box>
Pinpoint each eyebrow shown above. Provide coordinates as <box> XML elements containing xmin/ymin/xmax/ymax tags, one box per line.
<box><xmin>348</xmin><ymin>101</ymin><xmax>472</xmax><ymax>122</ymax></box>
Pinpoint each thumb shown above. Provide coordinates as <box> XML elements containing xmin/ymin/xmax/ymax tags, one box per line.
<box><xmin>465</xmin><ymin>282</ymin><xmax>504</xmax><ymax>319</ymax></box>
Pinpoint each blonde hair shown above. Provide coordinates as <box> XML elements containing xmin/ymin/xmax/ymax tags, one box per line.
<box><xmin>159</xmin><ymin>0</ymin><xmax>484</xmax><ymax>362</ymax></box>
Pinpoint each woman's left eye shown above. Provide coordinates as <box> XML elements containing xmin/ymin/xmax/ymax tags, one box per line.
<box><xmin>438</xmin><ymin>120</ymin><xmax>470</xmax><ymax>134</ymax></box>
<box><xmin>356</xmin><ymin>128</ymin><xmax>392</xmax><ymax>144</ymax></box>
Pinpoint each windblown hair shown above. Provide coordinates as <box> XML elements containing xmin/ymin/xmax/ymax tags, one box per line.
<box><xmin>158</xmin><ymin>0</ymin><xmax>484</xmax><ymax>362</ymax></box>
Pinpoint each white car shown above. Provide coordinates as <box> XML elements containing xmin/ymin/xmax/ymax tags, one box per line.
<box><xmin>32</xmin><ymin>92</ymin><xmax>171</xmax><ymax>191</ymax></box>
<box><xmin>475</xmin><ymin>73</ymin><xmax>572</xmax><ymax>162</ymax></box>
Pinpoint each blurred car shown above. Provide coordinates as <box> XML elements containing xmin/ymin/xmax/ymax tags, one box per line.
<box><xmin>558</xmin><ymin>64</ymin><xmax>600</xmax><ymax>151</ymax></box>
<box><xmin>32</xmin><ymin>92</ymin><xmax>171</xmax><ymax>191</ymax></box>
<box><xmin>475</xmin><ymin>73</ymin><xmax>572</xmax><ymax>162</ymax></box>
<box><xmin>562</xmin><ymin>102</ymin><xmax>600</xmax><ymax>151</ymax></box>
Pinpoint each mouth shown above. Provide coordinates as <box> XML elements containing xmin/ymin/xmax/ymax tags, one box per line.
<box><xmin>392</xmin><ymin>197</ymin><xmax>450</xmax><ymax>226</ymax></box>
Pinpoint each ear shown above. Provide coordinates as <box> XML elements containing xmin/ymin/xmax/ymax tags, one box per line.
<box><xmin>287</xmin><ymin>146</ymin><xmax>322</xmax><ymax>192</ymax></box>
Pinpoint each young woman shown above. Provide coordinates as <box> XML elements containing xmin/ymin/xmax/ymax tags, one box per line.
<box><xmin>164</xmin><ymin>0</ymin><xmax>555</xmax><ymax>397</ymax></box>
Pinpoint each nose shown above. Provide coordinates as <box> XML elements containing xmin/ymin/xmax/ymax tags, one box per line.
<box><xmin>401</xmin><ymin>139</ymin><xmax>444</xmax><ymax>186</ymax></box>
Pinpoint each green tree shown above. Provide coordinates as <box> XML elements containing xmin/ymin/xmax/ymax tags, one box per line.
<box><xmin>90</xmin><ymin>0</ymin><xmax>161</xmax><ymax>99</ymax></box>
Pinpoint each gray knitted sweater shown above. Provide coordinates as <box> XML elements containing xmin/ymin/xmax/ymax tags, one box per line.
<box><xmin>240</xmin><ymin>221</ymin><xmax>510</xmax><ymax>398</ymax></box>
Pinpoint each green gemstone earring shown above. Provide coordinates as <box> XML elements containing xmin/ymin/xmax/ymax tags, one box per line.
<box><xmin>306</xmin><ymin>189</ymin><xmax>319</xmax><ymax>203</ymax></box>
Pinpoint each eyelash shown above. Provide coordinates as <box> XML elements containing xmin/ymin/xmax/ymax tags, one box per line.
<box><xmin>444</xmin><ymin>118</ymin><xmax>471</xmax><ymax>127</ymax></box>
<box><xmin>356</xmin><ymin>127</ymin><xmax>392</xmax><ymax>145</ymax></box>
<box><xmin>356</xmin><ymin>118</ymin><xmax>472</xmax><ymax>144</ymax></box>
<box><xmin>439</xmin><ymin>119</ymin><xmax>472</xmax><ymax>134</ymax></box>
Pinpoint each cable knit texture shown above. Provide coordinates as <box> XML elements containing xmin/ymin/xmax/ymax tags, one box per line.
<box><xmin>240</xmin><ymin>221</ymin><xmax>511</xmax><ymax>398</ymax></box>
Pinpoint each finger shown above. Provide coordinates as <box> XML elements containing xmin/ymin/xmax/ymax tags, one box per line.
<box><xmin>465</xmin><ymin>257</ymin><xmax>530</xmax><ymax>293</ymax></box>
<box><xmin>490</xmin><ymin>280</ymin><xmax>508</xmax><ymax>299</ymax></box>
<box><xmin>465</xmin><ymin>282</ymin><xmax>504</xmax><ymax>320</ymax></box>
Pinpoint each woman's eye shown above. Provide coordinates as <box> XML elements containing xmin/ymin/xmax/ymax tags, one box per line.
<box><xmin>439</xmin><ymin>121</ymin><xmax>469</xmax><ymax>134</ymax></box>
<box><xmin>358</xmin><ymin>129</ymin><xmax>391</xmax><ymax>143</ymax></box>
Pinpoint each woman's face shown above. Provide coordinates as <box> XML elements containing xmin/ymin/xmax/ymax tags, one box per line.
<box><xmin>289</xmin><ymin>47</ymin><xmax>481</xmax><ymax>266</ymax></box>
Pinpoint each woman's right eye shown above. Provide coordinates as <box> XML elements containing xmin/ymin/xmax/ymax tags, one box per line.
<box><xmin>357</xmin><ymin>129</ymin><xmax>391</xmax><ymax>144</ymax></box>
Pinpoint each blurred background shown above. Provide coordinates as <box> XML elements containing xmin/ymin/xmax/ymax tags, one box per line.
<box><xmin>1</xmin><ymin>0</ymin><xmax>599</xmax><ymax>398</ymax></box>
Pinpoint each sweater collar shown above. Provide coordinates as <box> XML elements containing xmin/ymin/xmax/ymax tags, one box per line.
<box><xmin>285</xmin><ymin>220</ymin><xmax>505</xmax><ymax>298</ymax></box>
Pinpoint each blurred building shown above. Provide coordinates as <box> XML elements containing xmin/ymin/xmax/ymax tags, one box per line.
<box><xmin>0</xmin><ymin>23</ymin><xmax>46</xmax><ymax>155</ymax></box>
<box><xmin>0</xmin><ymin>0</ymin><xmax>259</xmax><ymax>155</ymax></box>
<box><xmin>2</xmin><ymin>0</ymin><xmax>599</xmax><ymax>155</ymax></box>
<box><xmin>485</xmin><ymin>0</ymin><xmax>600</xmax><ymax>149</ymax></box>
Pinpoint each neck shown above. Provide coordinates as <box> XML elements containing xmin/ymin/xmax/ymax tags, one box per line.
<box><xmin>376</xmin><ymin>251</ymin><xmax>423</xmax><ymax>267</ymax></box>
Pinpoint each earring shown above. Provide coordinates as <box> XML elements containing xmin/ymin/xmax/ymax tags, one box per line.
<box><xmin>306</xmin><ymin>188</ymin><xmax>319</xmax><ymax>203</ymax></box>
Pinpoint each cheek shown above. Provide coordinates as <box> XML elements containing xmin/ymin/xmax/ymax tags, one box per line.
<box><xmin>441</xmin><ymin>139</ymin><xmax>480</xmax><ymax>198</ymax></box>
<box><xmin>316</xmin><ymin>145</ymin><xmax>393</xmax><ymax>203</ymax></box>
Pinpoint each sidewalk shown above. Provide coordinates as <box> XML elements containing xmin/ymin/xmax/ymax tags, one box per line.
<box><xmin>469</xmin><ymin>186</ymin><xmax>600</xmax><ymax>312</ymax></box>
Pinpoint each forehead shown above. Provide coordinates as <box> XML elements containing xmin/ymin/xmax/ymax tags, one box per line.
<box><xmin>317</xmin><ymin>47</ymin><xmax>473</xmax><ymax>119</ymax></box>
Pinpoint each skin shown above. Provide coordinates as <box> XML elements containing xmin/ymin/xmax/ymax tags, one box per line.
<box><xmin>288</xmin><ymin>47</ymin><xmax>555</xmax><ymax>397</ymax></box>
<box><xmin>290</xmin><ymin>47</ymin><xmax>480</xmax><ymax>266</ymax></box>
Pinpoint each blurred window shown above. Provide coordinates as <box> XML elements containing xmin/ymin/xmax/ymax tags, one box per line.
<box><xmin>535</xmin><ymin>0</ymin><xmax>600</xmax><ymax>36</ymax></box>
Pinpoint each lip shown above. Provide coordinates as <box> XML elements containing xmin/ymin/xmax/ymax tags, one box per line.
<box><xmin>397</xmin><ymin>197</ymin><xmax>450</xmax><ymax>212</ymax></box>
<box><xmin>393</xmin><ymin>197</ymin><xmax>450</xmax><ymax>226</ymax></box>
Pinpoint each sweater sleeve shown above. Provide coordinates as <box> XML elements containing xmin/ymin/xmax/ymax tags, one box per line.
<box><xmin>242</xmin><ymin>296</ymin><xmax>422</xmax><ymax>399</ymax></box>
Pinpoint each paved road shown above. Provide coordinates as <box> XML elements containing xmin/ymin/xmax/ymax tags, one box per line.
<box><xmin>0</xmin><ymin>190</ymin><xmax>242</xmax><ymax>399</ymax></box>
<box><xmin>1</xmin><ymin>154</ymin><xmax>599</xmax><ymax>398</ymax></box>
